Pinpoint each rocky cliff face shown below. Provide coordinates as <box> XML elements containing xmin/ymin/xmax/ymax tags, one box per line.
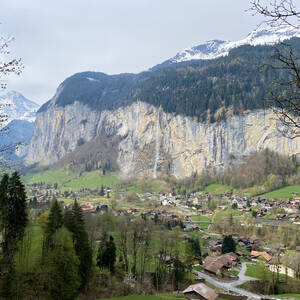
<box><xmin>26</xmin><ymin>101</ymin><xmax>300</xmax><ymax>178</ymax></box>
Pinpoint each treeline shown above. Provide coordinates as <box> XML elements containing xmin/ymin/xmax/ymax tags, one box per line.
<box><xmin>217</xmin><ymin>149</ymin><xmax>299</xmax><ymax>189</ymax></box>
<box><xmin>40</xmin><ymin>38</ymin><xmax>300</xmax><ymax>123</ymax></box>
<box><xmin>166</xmin><ymin>149</ymin><xmax>300</xmax><ymax>195</ymax></box>
<box><xmin>0</xmin><ymin>172</ymin><xmax>93</xmax><ymax>299</ymax></box>
<box><xmin>164</xmin><ymin>172</ymin><xmax>214</xmax><ymax>196</ymax></box>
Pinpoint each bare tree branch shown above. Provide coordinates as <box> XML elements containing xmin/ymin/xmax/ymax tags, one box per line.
<box><xmin>250</xmin><ymin>0</ymin><xmax>300</xmax><ymax>28</ymax></box>
<box><xmin>0</xmin><ymin>30</ymin><xmax>23</xmax><ymax>168</ymax></box>
<box><xmin>250</xmin><ymin>0</ymin><xmax>300</xmax><ymax>138</ymax></box>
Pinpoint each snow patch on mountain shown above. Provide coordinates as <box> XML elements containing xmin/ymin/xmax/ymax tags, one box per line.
<box><xmin>0</xmin><ymin>91</ymin><xmax>40</xmax><ymax>161</ymax></box>
<box><xmin>0</xmin><ymin>90</ymin><xmax>40</xmax><ymax>124</ymax></box>
<box><xmin>171</xmin><ymin>26</ymin><xmax>300</xmax><ymax>63</ymax></box>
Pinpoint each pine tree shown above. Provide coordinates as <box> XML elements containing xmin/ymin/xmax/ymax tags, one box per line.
<box><xmin>0</xmin><ymin>172</ymin><xmax>28</xmax><ymax>264</ymax></box>
<box><xmin>44</xmin><ymin>199</ymin><xmax>63</xmax><ymax>250</ymax></box>
<box><xmin>65</xmin><ymin>200</ymin><xmax>93</xmax><ymax>290</ymax></box>
<box><xmin>172</xmin><ymin>256</ymin><xmax>185</xmax><ymax>291</ymax></box>
<box><xmin>0</xmin><ymin>174</ymin><xmax>9</xmax><ymax>250</ymax></box>
<box><xmin>0</xmin><ymin>264</ymin><xmax>15</xmax><ymax>298</ymax></box>
<box><xmin>97</xmin><ymin>235</ymin><xmax>116</xmax><ymax>273</ymax></box>
<box><xmin>154</xmin><ymin>213</ymin><xmax>159</xmax><ymax>224</ymax></box>
<box><xmin>42</xmin><ymin>227</ymin><xmax>80</xmax><ymax>300</ymax></box>
<box><xmin>63</xmin><ymin>209</ymin><xmax>74</xmax><ymax>230</ymax></box>
<box><xmin>100</xmin><ymin>185</ymin><xmax>105</xmax><ymax>196</ymax></box>
<box><xmin>221</xmin><ymin>235</ymin><xmax>236</xmax><ymax>254</ymax></box>
<box><xmin>189</xmin><ymin>237</ymin><xmax>201</xmax><ymax>259</ymax></box>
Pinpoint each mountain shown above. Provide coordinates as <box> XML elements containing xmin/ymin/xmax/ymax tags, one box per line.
<box><xmin>0</xmin><ymin>90</ymin><xmax>39</xmax><ymax>124</ymax></box>
<box><xmin>0</xmin><ymin>91</ymin><xmax>39</xmax><ymax>161</ymax></box>
<box><xmin>26</xmin><ymin>28</ymin><xmax>300</xmax><ymax>178</ymax></box>
<box><xmin>162</xmin><ymin>26</ymin><xmax>300</xmax><ymax>64</ymax></box>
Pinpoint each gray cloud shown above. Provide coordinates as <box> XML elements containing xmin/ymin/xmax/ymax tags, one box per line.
<box><xmin>1</xmin><ymin>0</ymin><xmax>262</xmax><ymax>104</ymax></box>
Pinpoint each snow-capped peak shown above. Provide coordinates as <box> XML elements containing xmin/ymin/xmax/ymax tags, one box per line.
<box><xmin>171</xmin><ymin>25</ymin><xmax>300</xmax><ymax>63</ymax></box>
<box><xmin>0</xmin><ymin>90</ymin><xmax>40</xmax><ymax>124</ymax></box>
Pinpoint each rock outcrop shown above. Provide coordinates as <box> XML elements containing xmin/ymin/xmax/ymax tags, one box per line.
<box><xmin>26</xmin><ymin>101</ymin><xmax>300</xmax><ymax>178</ymax></box>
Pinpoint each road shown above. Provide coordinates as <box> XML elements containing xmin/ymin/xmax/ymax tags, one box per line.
<box><xmin>255</xmin><ymin>219</ymin><xmax>291</xmax><ymax>227</ymax></box>
<box><xmin>195</xmin><ymin>263</ymin><xmax>280</xmax><ymax>300</ymax></box>
<box><xmin>183</xmin><ymin>221</ymin><xmax>212</xmax><ymax>225</ymax></box>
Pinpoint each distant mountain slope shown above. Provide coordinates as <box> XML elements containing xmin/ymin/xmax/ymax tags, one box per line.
<box><xmin>0</xmin><ymin>120</ymin><xmax>35</xmax><ymax>160</ymax></box>
<box><xmin>0</xmin><ymin>90</ymin><xmax>39</xmax><ymax>124</ymax></box>
<box><xmin>0</xmin><ymin>91</ymin><xmax>39</xmax><ymax>162</ymax></box>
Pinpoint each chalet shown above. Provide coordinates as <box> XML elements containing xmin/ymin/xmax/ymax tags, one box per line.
<box><xmin>203</xmin><ymin>253</ymin><xmax>239</xmax><ymax>275</ymax></box>
<box><xmin>183</xmin><ymin>283</ymin><xmax>218</xmax><ymax>300</ymax></box>
<box><xmin>251</xmin><ymin>250</ymin><xmax>272</xmax><ymax>262</ymax></box>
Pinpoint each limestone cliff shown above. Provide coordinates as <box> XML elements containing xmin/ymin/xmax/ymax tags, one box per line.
<box><xmin>26</xmin><ymin>101</ymin><xmax>300</xmax><ymax>178</ymax></box>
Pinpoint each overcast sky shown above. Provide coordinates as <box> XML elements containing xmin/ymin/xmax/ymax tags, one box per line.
<box><xmin>1</xmin><ymin>0</ymin><xmax>263</xmax><ymax>105</ymax></box>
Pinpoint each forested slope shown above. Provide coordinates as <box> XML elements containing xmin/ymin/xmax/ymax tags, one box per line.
<box><xmin>40</xmin><ymin>39</ymin><xmax>300</xmax><ymax>122</ymax></box>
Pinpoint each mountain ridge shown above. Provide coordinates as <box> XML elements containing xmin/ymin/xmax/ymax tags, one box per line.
<box><xmin>167</xmin><ymin>25</ymin><xmax>300</xmax><ymax>63</ymax></box>
<box><xmin>0</xmin><ymin>91</ymin><xmax>39</xmax><ymax>161</ymax></box>
<box><xmin>0</xmin><ymin>90</ymin><xmax>39</xmax><ymax>124</ymax></box>
<box><xmin>37</xmin><ymin>38</ymin><xmax>300</xmax><ymax>124</ymax></box>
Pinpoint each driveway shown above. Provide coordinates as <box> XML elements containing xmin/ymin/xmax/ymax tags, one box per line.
<box><xmin>195</xmin><ymin>262</ymin><xmax>280</xmax><ymax>300</ymax></box>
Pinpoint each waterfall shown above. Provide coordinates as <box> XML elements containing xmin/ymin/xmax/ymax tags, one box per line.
<box><xmin>153</xmin><ymin>108</ymin><xmax>160</xmax><ymax>178</ymax></box>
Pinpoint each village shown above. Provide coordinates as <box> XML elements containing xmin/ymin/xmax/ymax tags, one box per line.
<box><xmin>24</xmin><ymin>181</ymin><xmax>300</xmax><ymax>299</ymax></box>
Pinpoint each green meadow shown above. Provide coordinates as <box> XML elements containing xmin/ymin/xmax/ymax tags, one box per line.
<box><xmin>203</xmin><ymin>184</ymin><xmax>232</xmax><ymax>195</ymax></box>
<box><xmin>261</xmin><ymin>185</ymin><xmax>300</xmax><ymax>199</ymax></box>
<box><xmin>23</xmin><ymin>168</ymin><xmax>120</xmax><ymax>190</ymax></box>
<box><xmin>98</xmin><ymin>294</ymin><xmax>185</xmax><ymax>300</ymax></box>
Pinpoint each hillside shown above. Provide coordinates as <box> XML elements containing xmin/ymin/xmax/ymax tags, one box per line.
<box><xmin>0</xmin><ymin>91</ymin><xmax>39</xmax><ymax>162</ymax></box>
<box><xmin>39</xmin><ymin>39</ymin><xmax>300</xmax><ymax>123</ymax></box>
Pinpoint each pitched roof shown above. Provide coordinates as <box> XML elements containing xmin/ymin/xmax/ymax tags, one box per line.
<box><xmin>203</xmin><ymin>253</ymin><xmax>237</xmax><ymax>274</ymax></box>
<box><xmin>183</xmin><ymin>283</ymin><xmax>218</xmax><ymax>300</ymax></box>
<box><xmin>251</xmin><ymin>250</ymin><xmax>272</xmax><ymax>262</ymax></box>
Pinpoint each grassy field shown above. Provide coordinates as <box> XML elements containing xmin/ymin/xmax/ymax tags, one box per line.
<box><xmin>261</xmin><ymin>185</ymin><xmax>300</xmax><ymax>199</ymax></box>
<box><xmin>270</xmin><ymin>294</ymin><xmax>300</xmax><ymax>299</ymax></box>
<box><xmin>98</xmin><ymin>294</ymin><xmax>234</xmax><ymax>300</ymax></box>
<box><xmin>98</xmin><ymin>295</ymin><xmax>185</xmax><ymax>300</ymax></box>
<box><xmin>23</xmin><ymin>168</ymin><xmax>76</xmax><ymax>186</ymax></box>
<box><xmin>190</xmin><ymin>215</ymin><xmax>212</xmax><ymax>222</ymax></box>
<box><xmin>23</xmin><ymin>168</ymin><xmax>171</xmax><ymax>194</ymax></box>
<box><xmin>245</xmin><ymin>263</ymin><xmax>288</xmax><ymax>281</ymax></box>
<box><xmin>23</xmin><ymin>168</ymin><xmax>120</xmax><ymax>190</ymax></box>
<box><xmin>63</xmin><ymin>172</ymin><xmax>119</xmax><ymax>190</ymax></box>
<box><xmin>212</xmin><ymin>209</ymin><xmax>242</xmax><ymax>223</ymax></box>
<box><xmin>203</xmin><ymin>184</ymin><xmax>232</xmax><ymax>195</ymax></box>
<box><xmin>126</xmin><ymin>179</ymin><xmax>171</xmax><ymax>194</ymax></box>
